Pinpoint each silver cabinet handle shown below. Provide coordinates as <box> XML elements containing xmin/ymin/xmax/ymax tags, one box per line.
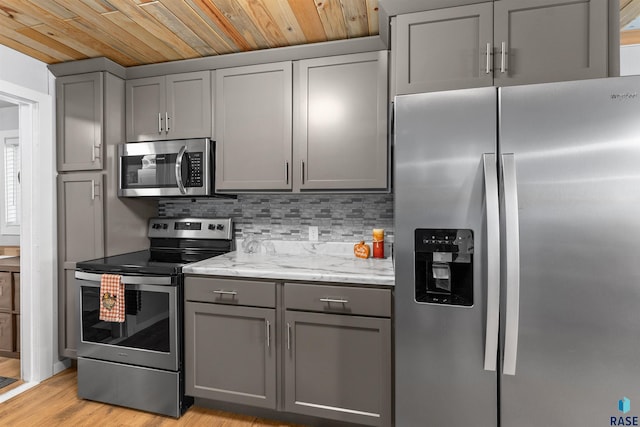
<box><xmin>165</xmin><ymin>112</ymin><xmax>170</xmax><ymax>132</ymax></box>
<box><xmin>501</xmin><ymin>153</ymin><xmax>520</xmax><ymax>376</ymax></box>
<box><xmin>158</xmin><ymin>112</ymin><xmax>163</xmax><ymax>133</ymax></box>
<box><xmin>500</xmin><ymin>41</ymin><xmax>507</xmax><ymax>73</ymax></box>
<box><xmin>319</xmin><ymin>298</ymin><xmax>349</xmax><ymax>304</ymax></box>
<box><xmin>175</xmin><ymin>145</ymin><xmax>187</xmax><ymax>194</ymax></box>
<box><xmin>482</xmin><ymin>154</ymin><xmax>500</xmax><ymax>372</ymax></box>
<box><xmin>285</xmin><ymin>161</ymin><xmax>289</xmax><ymax>184</ymax></box>
<box><xmin>485</xmin><ymin>42</ymin><xmax>491</xmax><ymax>74</ymax></box>
<box><xmin>266</xmin><ymin>320</ymin><xmax>271</xmax><ymax>348</ymax></box>
<box><xmin>212</xmin><ymin>290</ymin><xmax>237</xmax><ymax>296</ymax></box>
<box><xmin>287</xmin><ymin>323</ymin><xmax>291</xmax><ymax>350</ymax></box>
<box><xmin>91</xmin><ymin>180</ymin><xmax>95</xmax><ymax>201</ymax></box>
<box><xmin>300</xmin><ymin>160</ymin><xmax>305</xmax><ymax>185</ymax></box>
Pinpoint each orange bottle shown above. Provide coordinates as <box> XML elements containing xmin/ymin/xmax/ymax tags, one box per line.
<box><xmin>372</xmin><ymin>229</ymin><xmax>384</xmax><ymax>259</ymax></box>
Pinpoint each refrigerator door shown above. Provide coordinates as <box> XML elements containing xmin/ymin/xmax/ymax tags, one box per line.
<box><xmin>394</xmin><ymin>87</ymin><xmax>498</xmax><ymax>427</ymax></box>
<box><xmin>499</xmin><ymin>76</ymin><xmax>640</xmax><ymax>426</ymax></box>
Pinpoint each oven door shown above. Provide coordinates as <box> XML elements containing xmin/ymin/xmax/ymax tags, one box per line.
<box><xmin>118</xmin><ymin>138</ymin><xmax>212</xmax><ymax>197</ymax></box>
<box><xmin>75</xmin><ymin>271</ymin><xmax>179</xmax><ymax>371</ymax></box>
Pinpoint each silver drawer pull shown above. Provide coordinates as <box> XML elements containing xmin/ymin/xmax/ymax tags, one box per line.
<box><xmin>213</xmin><ymin>290</ymin><xmax>237</xmax><ymax>296</ymax></box>
<box><xmin>320</xmin><ymin>298</ymin><xmax>349</xmax><ymax>304</ymax></box>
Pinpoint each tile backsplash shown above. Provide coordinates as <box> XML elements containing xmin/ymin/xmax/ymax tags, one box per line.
<box><xmin>158</xmin><ymin>194</ymin><xmax>394</xmax><ymax>243</ymax></box>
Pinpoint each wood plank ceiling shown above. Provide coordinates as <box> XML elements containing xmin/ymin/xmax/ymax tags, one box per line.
<box><xmin>0</xmin><ymin>1</ymin><xmax>639</xmax><ymax>67</ymax></box>
<box><xmin>0</xmin><ymin>0</ymin><xmax>380</xmax><ymax>66</ymax></box>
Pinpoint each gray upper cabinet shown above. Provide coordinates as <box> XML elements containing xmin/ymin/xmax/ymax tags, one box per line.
<box><xmin>56</xmin><ymin>72</ymin><xmax>104</xmax><ymax>171</ymax></box>
<box><xmin>493</xmin><ymin>0</ymin><xmax>608</xmax><ymax>86</ymax></box>
<box><xmin>395</xmin><ymin>3</ymin><xmax>494</xmax><ymax>94</ymax></box>
<box><xmin>294</xmin><ymin>51</ymin><xmax>388</xmax><ymax>191</ymax></box>
<box><xmin>394</xmin><ymin>0</ymin><xmax>610</xmax><ymax>94</ymax></box>
<box><xmin>126</xmin><ymin>71</ymin><xmax>211</xmax><ymax>141</ymax></box>
<box><xmin>215</xmin><ymin>62</ymin><xmax>292</xmax><ymax>191</ymax></box>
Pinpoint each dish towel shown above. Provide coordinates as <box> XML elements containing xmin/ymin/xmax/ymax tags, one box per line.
<box><xmin>99</xmin><ymin>274</ymin><xmax>125</xmax><ymax>323</ymax></box>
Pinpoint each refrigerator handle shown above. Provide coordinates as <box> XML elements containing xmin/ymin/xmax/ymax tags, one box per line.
<box><xmin>482</xmin><ymin>154</ymin><xmax>500</xmax><ymax>372</ymax></box>
<box><xmin>501</xmin><ymin>153</ymin><xmax>521</xmax><ymax>376</ymax></box>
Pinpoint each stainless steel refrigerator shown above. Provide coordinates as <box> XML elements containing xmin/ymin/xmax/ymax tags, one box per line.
<box><xmin>394</xmin><ymin>76</ymin><xmax>640</xmax><ymax>427</ymax></box>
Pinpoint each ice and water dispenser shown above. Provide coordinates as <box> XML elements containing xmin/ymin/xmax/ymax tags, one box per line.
<box><xmin>414</xmin><ymin>229</ymin><xmax>473</xmax><ymax>307</ymax></box>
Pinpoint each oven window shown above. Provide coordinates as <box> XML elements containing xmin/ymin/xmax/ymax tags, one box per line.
<box><xmin>81</xmin><ymin>286</ymin><xmax>170</xmax><ymax>353</ymax></box>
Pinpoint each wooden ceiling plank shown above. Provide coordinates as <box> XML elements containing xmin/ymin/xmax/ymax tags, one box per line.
<box><xmin>0</xmin><ymin>34</ymin><xmax>61</xmax><ymax>63</ymax></box>
<box><xmin>33</xmin><ymin>24</ymin><xmax>104</xmax><ymax>58</ymax></box>
<box><xmin>150</xmin><ymin>0</ymin><xmax>235</xmax><ymax>55</ymax></box>
<box><xmin>208</xmin><ymin>0</ymin><xmax>270</xmax><ymax>49</ymax></box>
<box><xmin>0</xmin><ymin>23</ymin><xmax>73</xmax><ymax>62</ymax></box>
<box><xmin>236</xmin><ymin>0</ymin><xmax>290</xmax><ymax>48</ymax></box>
<box><xmin>2</xmin><ymin>0</ymin><xmax>139</xmax><ymax>65</ymax></box>
<box><xmin>286</xmin><ymin>0</ymin><xmax>327</xmax><ymax>43</ymax></box>
<box><xmin>621</xmin><ymin>28</ymin><xmax>640</xmax><ymax>45</ymax></box>
<box><xmin>340</xmin><ymin>0</ymin><xmax>369</xmax><ymax>38</ymax></box>
<box><xmin>81</xmin><ymin>0</ymin><xmax>118</xmax><ymax>14</ymax></box>
<box><xmin>260</xmin><ymin>0</ymin><xmax>307</xmax><ymax>46</ymax></box>
<box><xmin>138</xmin><ymin>2</ymin><xmax>217</xmax><ymax>57</ymax></box>
<box><xmin>16</xmin><ymin>26</ymin><xmax>88</xmax><ymax>60</ymax></box>
<box><xmin>314</xmin><ymin>0</ymin><xmax>348</xmax><ymax>41</ymax></box>
<box><xmin>621</xmin><ymin>0</ymin><xmax>640</xmax><ymax>29</ymax></box>
<box><xmin>0</xmin><ymin>3</ymin><xmax>44</xmax><ymax>27</ymax></box>
<box><xmin>103</xmin><ymin>0</ymin><xmax>201</xmax><ymax>58</ymax></box>
<box><xmin>365</xmin><ymin>0</ymin><xmax>379</xmax><ymax>36</ymax></box>
<box><xmin>189</xmin><ymin>0</ymin><xmax>252</xmax><ymax>51</ymax></box>
<box><xmin>101</xmin><ymin>11</ymin><xmax>180</xmax><ymax>62</ymax></box>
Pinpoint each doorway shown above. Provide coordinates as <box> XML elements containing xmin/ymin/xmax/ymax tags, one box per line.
<box><xmin>0</xmin><ymin>79</ymin><xmax>65</xmax><ymax>402</ymax></box>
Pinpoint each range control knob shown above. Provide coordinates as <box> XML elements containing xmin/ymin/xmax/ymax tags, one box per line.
<box><xmin>208</xmin><ymin>224</ymin><xmax>215</xmax><ymax>230</ymax></box>
<box><xmin>216</xmin><ymin>224</ymin><xmax>224</xmax><ymax>231</ymax></box>
<box><xmin>162</xmin><ymin>224</ymin><xmax>168</xmax><ymax>229</ymax></box>
<box><xmin>152</xmin><ymin>223</ymin><xmax>161</xmax><ymax>229</ymax></box>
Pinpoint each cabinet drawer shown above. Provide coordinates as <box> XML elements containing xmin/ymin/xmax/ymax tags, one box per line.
<box><xmin>285</xmin><ymin>283</ymin><xmax>391</xmax><ymax>317</ymax></box>
<box><xmin>0</xmin><ymin>313</ymin><xmax>13</xmax><ymax>352</ymax></box>
<box><xmin>0</xmin><ymin>273</ymin><xmax>12</xmax><ymax>311</ymax></box>
<box><xmin>185</xmin><ymin>277</ymin><xmax>276</xmax><ymax>308</ymax></box>
<box><xmin>14</xmin><ymin>314</ymin><xmax>19</xmax><ymax>353</ymax></box>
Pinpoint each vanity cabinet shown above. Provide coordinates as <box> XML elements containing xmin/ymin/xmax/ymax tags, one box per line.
<box><xmin>215</xmin><ymin>62</ymin><xmax>292</xmax><ymax>191</ymax></box>
<box><xmin>184</xmin><ymin>277</ymin><xmax>277</xmax><ymax>409</ymax></box>
<box><xmin>214</xmin><ymin>51</ymin><xmax>388</xmax><ymax>193</ymax></box>
<box><xmin>0</xmin><ymin>267</ymin><xmax>20</xmax><ymax>357</ymax></box>
<box><xmin>56</xmin><ymin>72</ymin><xmax>103</xmax><ymax>171</ymax></box>
<box><xmin>394</xmin><ymin>0</ymin><xmax>610</xmax><ymax>94</ymax></box>
<box><xmin>125</xmin><ymin>71</ymin><xmax>212</xmax><ymax>141</ymax></box>
<box><xmin>283</xmin><ymin>283</ymin><xmax>392</xmax><ymax>427</ymax></box>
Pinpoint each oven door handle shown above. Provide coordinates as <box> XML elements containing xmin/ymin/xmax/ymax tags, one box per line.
<box><xmin>75</xmin><ymin>271</ymin><xmax>174</xmax><ymax>286</ymax></box>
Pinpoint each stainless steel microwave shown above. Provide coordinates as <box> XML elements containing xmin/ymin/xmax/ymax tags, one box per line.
<box><xmin>118</xmin><ymin>138</ymin><xmax>213</xmax><ymax>197</ymax></box>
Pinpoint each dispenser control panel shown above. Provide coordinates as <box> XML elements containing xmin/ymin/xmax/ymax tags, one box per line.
<box><xmin>414</xmin><ymin>228</ymin><xmax>474</xmax><ymax>307</ymax></box>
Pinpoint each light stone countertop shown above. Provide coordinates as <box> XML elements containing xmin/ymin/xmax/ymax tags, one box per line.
<box><xmin>183</xmin><ymin>240</ymin><xmax>395</xmax><ymax>287</ymax></box>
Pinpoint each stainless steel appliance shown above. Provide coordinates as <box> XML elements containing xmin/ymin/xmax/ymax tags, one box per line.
<box><xmin>75</xmin><ymin>217</ymin><xmax>233</xmax><ymax>418</ymax></box>
<box><xmin>118</xmin><ymin>138</ymin><xmax>213</xmax><ymax>197</ymax></box>
<box><xmin>394</xmin><ymin>76</ymin><xmax>640</xmax><ymax>426</ymax></box>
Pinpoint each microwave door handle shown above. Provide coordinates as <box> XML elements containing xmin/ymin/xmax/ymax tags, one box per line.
<box><xmin>175</xmin><ymin>145</ymin><xmax>187</xmax><ymax>194</ymax></box>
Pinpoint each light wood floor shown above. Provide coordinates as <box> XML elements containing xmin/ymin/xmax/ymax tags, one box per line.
<box><xmin>0</xmin><ymin>357</ymin><xmax>23</xmax><ymax>394</ymax></box>
<box><xmin>0</xmin><ymin>367</ymin><xmax>305</xmax><ymax>426</ymax></box>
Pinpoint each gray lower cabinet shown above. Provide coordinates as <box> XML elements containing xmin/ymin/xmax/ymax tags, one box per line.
<box><xmin>56</xmin><ymin>72</ymin><xmax>103</xmax><ymax>171</ymax></box>
<box><xmin>294</xmin><ymin>51</ymin><xmax>388</xmax><ymax>191</ymax></box>
<box><xmin>125</xmin><ymin>71</ymin><xmax>212</xmax><ymax>141</ymax></box>
<box><xmin>283</xmin><ymin>283</ymin><xmax>392</xmax><ymax>427</ymax></box>
<box><xmin>394</xmin><ymin>0</ymin><xmax>610</xmax><ymax>94</ymax></box>
<box><xmin>184</xmin><ymin>277</ymin><xmax>277</xmax><ymax>409</ymax></box>
<box><xmin>215</xmin><ymin>62</ymin><xmax>292</xmax><ymax>191</ymax></box>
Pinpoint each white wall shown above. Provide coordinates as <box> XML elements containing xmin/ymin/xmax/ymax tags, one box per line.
<box><xmin>0</xmin><ymin>45</ymin><xmax>49</xmax><ymax>94</ymax></box>
<box><xmin>0</xmin><ymin>105</ymin><xmax>18</xmax><ymax>130</ymax></box>
<box><xmin>620</xmin><ymin>45</ymin><xmax>640</xmax><ymax>76</ymax></box>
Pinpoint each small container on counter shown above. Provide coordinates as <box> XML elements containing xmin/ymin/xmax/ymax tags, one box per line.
<box><xmin>372</xmin><ymin>229</ymin><xmax>384</xmax><ymax>258</ymax></box>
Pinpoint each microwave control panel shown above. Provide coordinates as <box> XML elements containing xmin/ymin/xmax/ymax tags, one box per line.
<box><xmin>188</xmin><ymin>152</ymin><xmax>203</xmax><ymax>187</ymax></box>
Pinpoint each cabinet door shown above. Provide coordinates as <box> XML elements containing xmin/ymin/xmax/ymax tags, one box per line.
<box><xmin>493</xmin><ymin>0</ymin><xmax>608</xmax><ymax>86</ymax></box>
<box><xmin>125</xmin><ymin>76</ymin><xmax>165</xmax><ymax>142</ymax></box>
<box><xmin>166</xmin><ymin>71</ymin><xmax>212</xmax><ymax>139</ymax></box>
<box><xmin>395</xmin><ymin>3</ymin><xmax>494</xmax><ymax>94</ymax></box>
<box><xmin>58</xmin><ymin>268</ymin><xmax>78</xmax><ymax>358</ymax></box>
<box><xmin>215</xmin><ymin>63</ymin><xmax>292</xmax><ymax>191</ymax></box>
<box><xmin>56</xmin><ymin>72</ymin><xmax>103</xmax><ymax>171</ymax></box>
<box><xmin>294</xmin><ymin>52</ymin><xmax>388</xmax><ymax>191</ymax></box>
<box><xmin>57</xmin><ymin>172</ymin><xmax>104</xmax><ymax>265</ymax></box>
<box><xmin>284</xmin><ymin>311</ymin><xmax>392</xmax><ymax>427</ymax></box>
<box><xmin>185</xmin><ymin>302</ymin><xmax>276</xmax><ymax>409</ymax></box>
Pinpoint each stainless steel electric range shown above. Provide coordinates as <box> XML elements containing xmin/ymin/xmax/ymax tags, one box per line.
<box><xmin>74</xmin><ymin>217</ymin><xmax>233</xmax><ymax>418</ymax></box>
